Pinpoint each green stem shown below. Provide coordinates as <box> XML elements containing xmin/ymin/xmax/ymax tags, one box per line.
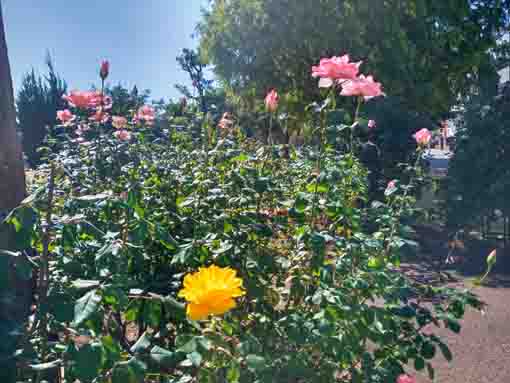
<box><xmin>268</xmin><ymin>113</ymin><xmax>273</xmax><ymax>146</ymax></box>
<box><xmin>384</xmin><ymin>151</ymin><xmax>423</xmax><ymax>258</ymax></box>
<box><xmin>351</xmin><ymin>97</ymin><xmax>362</xmax><ymax>153</ymax></box>
<box><xmin>36</xmin><ymin>163</ymin><xmax>56</xmax><ymax>383</ymax></box>
<box><xmin>311</xmin><ymin>111</ymin><xmax>326</xmax><ymax>227</ymax></box>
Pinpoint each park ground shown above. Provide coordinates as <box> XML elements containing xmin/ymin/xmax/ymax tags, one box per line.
<box><xmin>408</xmin><ymin>225</ymin><xmax>510</xmax><ymax>383</ymax></box>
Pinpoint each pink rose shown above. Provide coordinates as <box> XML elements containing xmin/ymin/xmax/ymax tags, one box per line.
<box><xmin>89</xmin><ymin>108</ymin><xmax>110</xmax><ymax>124</ymax></box>
<box><xmin>114</xmin><ymin>129</ymin><xmax>132</xmax><ymax>141</ymax></box>
<box><xmin>112</xmin><ymin>116</ymin><xmax>128</xmax><ymax>129</ymax></box>
<box><xmin>414</xmin><ymin>128</ymin><xmax>432</xmax><ymax>146</ymax></box>
<box><xmin>88</xmin><ymin>92</ymin><xmax>112</xmax><ymax>109</ymax></box>
<box><xmin>397</xmin><ymin>374</ymin><xmax>416</xmax><ymax>383</ymax></box>
<box><xmin>136</xmin><ymin>105</ymin><xmax>156</xmax><ymax>125</ymax></box>
<box><xmin>387</xmin><ymin>180</ymin><xmax>397</xmax><ymax>190</ymax></box>
<box><xmin>265</xmin><ymin>89</ymin><xmax>279</xmax><ymax>112</ymax></box>
<box><xmin>340</xmin><ymin>74</ymin><xmax>384</xmax><ymax>100</ymax></box>
<box><xmin>100</xmin><ymin>60</ymin><xmax>109</xmax><ymax>80</ymax></box>
<box><xmin>312</xmin><ymin>55</ymin><xmax>361</xmax><ymax>88</ymax></box>
<box><xmin>56</xmin><ymin>109</ymin><xmax>75</xmax><ymax>125</ymax></box>
<box><xmin>63</xmin><ymin>90</ymin><xmax>97</xmax><ymax>109</ymax></box>
<box><xmin>368</xmin><ymin>120</ymin><xmax>377</xmax><ymax>129</ymax></box>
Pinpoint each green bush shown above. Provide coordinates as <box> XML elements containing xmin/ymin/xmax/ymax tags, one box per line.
<box><xmin>1</xmin><ymin>61</ymin><xmax>483</xmax><ymax>383</ymax></box>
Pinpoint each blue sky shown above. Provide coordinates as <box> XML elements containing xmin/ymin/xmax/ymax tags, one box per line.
<box><xmin>3</xmin><ymin>1</ymin><xmax>208</xmax><ymax>101</ymax></box>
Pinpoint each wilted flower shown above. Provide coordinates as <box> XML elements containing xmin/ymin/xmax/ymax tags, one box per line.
<box><xmin>413</xmin><ymin>128</ymin><xmax>432</xmax><ymax>146</ymax></box>
<box><xmin>178</xmin><ymin>265</ymin><xmax>245</xmax><ymax>321</ymax></box>
<box><xmin>112</xmin><ymin>116</ymin><xmax>128</xmax><ymax>129</ymax></box>
<box><xmin>114</xmin><ymin>129</ymin><xmax>132</xmax><ymax>141</ymax></box>
<box><xmin>340</xmin><ymin>74</ymin><xmax>384</xmax><ymax>100</ymax></box>
<box><xmin>265</xmin><ymin>89</ymin><xmax>279</xmax><ymax>112</ymax></box>
<box><xmin>56</xmin><ymin>109</ymin><xmax>75</xmax><ymax>125</ymax></box>
<box><xmin>312</xmin><ymin>55</ymin><xmax>361</xmax><ymax>88</ymax></box>
<box><xmin>397</xmin><ymin>374</ymin><xmax>416</xmax><ymax>383</ymax></box>
<box><xmin>136</xmin><ymin>105</ymin><xmax>156</xmax><ymax>125</ymax></box>
<box><xmin>100</xmin><ymin>60</ymin><xmax>109</xmax><ymax>80</ymax></box>
<box><xmin>368</xmin><ymin>119</ymin><xmax>377</xmax><ymax>129</ymax></box>
<box><xmin>218</xmin><ymin>112</ymin><xmax>234</xmax><ymax>130</ymax></box>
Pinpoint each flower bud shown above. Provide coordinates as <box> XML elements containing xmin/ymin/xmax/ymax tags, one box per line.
<box><xmin>100</xmin><ymin>60</ymin><xmax>109</xmax><ymax>80</ymax></box>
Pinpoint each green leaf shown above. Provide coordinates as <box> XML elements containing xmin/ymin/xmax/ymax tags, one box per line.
<box><xmin>142</xmin><ymin>301</ymin><xmax>162</xmax><ymax>328</ymax></box>
<box><xmin>246</xmin><ymin>354</ymin><xmax>266</xmax><ymax>372</ymax></box>
<box><xmin>73</xmin><ymin>289</ymin><xmax>102</xmax><ymax>326</ymax></box>
<box><xmin>446</xmin><ymin>319</ymin><xmax>461</xmax><ymax>334</ymax></box>
<box><xmin>150</xmin><ymin>346</ymin><xmax>180</xmax><ymax>368</ymax></box>
<box><xmin>130</xmin><ymin>331</ymin><xmax>152</xmax><ymax>354</ymax></box>
<box><xmin>227</xmin><ymin>360</ymin><xmax>241</xmax><ymax>382</ymax></box>
<box><xmin>101</xmin><ymin>335</ymin><xmax>122</xmax><ymax>367</ymax></box>
<box><xmin>72</xmin><ymin>279</ymin><xmax>101</xmax><ymax>290</ymax></box>
<box><xmin>111</xmin><ymin>358</ymin><xmax>146</xmax><ymax>383</ymax></box>
<box><xmin>438</xmin><ymin>342</ymin><xmax>453</xmax><ymax>362</ymax></box>
<box><xmin>414</xmin><ymin>356</ymin><xmax>425</xmax><ymax>371</ymax></box>
<box><xmin>421</xmin><ymin>341</ymin><xmax>436</xmax><ymax>360</ymax></box>
<box><xmin>72</xmin><ymin>343</ymin><xmax>103</xmax><ymax>382</ymax></box>
<box><xmin>188</xmin><ymin>351</ymin><xmax>203</xmax><ymax>367</ymax></box>
<box><xmin>47</xmin><ymin>290</ymin><xmax>74</xmax><ymax>322</ymax></box>
<box><xmin>162</xmin><ymin>295</ymin><xmax>186</xmax><ymax>311</ymax></box>
<box><xmin>295</xmin><ymin>192</ymin><xmax>308</xmax><ymax>213</ymax></box>
<box><xmin>176</xmin><ymin>336</ymin><xmax>197</xmax><ymax>353</ymax></box>
<box><xmin>156</xmin><ymin>225</ymin><xmax>178</xmax><ymax>251</ymax></box>
<box><xmin>0</xmin><ymin>250</ymin><xmax>33</xmax><ymax>281</ymax></box>
<box><xmin>306</xmin><ymin>182</ymin><xmax>329</xmax><ymax>193</ymax></box>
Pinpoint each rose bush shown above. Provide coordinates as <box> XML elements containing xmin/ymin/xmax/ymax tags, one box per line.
<box><xmin>1</xmin><ymin>58</ymin><xmax>482</xmax><ymax>383</ymax></box>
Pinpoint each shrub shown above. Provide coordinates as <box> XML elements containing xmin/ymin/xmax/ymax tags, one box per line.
<box><xmin>1</xmin><ymin>58</ymin><xmax>482</xmax><ymax>383</ymax></box>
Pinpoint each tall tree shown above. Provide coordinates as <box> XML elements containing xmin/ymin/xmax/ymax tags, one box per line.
<box><xmin>0</xmin><ymin>0</ymin><xmax>25</xmax><ymax>213</ymax></box>
<box><xmin>16</xmin><ymin>53</ymin><xmax>67</xmax><ymax>165</ymax></box>
<box><xmin>199</xmin><ymin>0</ymin><xmax>510</xmax><ymax>117</ymax></box>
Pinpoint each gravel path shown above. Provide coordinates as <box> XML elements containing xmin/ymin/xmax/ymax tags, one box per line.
<box><xmin>409</xmin><ymin>224</ymin><xmax>510</xmax><ymax>382</ymax></box>
<box><xmin>416</xmin><ymin>283</ymin><xmax>510</xmax><ymax>383</ymax></box>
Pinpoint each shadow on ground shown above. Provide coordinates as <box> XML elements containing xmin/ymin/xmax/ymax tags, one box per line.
<box><xmin>404</xmin><ymin>223</ymin><xmax>510</xmax><ymax>288</ymax></box>
<box><xmin>400</xmin><ymin>224</ymin><xmax>510</xmax><ymax>382</ymax></box>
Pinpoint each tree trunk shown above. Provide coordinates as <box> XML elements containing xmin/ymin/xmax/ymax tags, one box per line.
<box><xmin>0</xmin><ymin>2</ymin><xmax>28</xmax><ymax>381</ymax></box>
<box><xmin>0</xmin><ymin>0</ymin><xmax>26</xmax><ymax>215</ymax></box>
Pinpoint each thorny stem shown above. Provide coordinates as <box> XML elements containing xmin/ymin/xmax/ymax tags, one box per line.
<box><xmin>384</xmin><ymin>150</ymin><xmax>423</xmax><ymax>258</ymax></box>
<box><xmin>311</xmin><ymin>110</ymin><xmax>327</xmax><ymax>227</ymax></box>
<box><xmin>351</xmin><ymin>96</ymin><xmax>363</xmax><ymax>153</ymax></box>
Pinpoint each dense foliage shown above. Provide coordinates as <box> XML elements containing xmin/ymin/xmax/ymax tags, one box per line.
<box><xmin>0</xmin><ymin>59</ymin><xmax>485</xmax><ymax>383</ymax></box>
<box><xmin>446</xmin><ymin>79</ymin><xmax>510</xmax><ymax>229</ymax></box>
<box><xmin>16</xmin><ymin>55</ymin><xmax>67</xmax><ymax>165</ymax></box>
<box><xmin>198</xmin><ymin>0</ymin><xmax>510</xmax><ymax>116</ymax></box>
<box><xmin>198</xmin><ymin>0</ymin><xmax>510</xmax><ymax>175</ymax></box>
